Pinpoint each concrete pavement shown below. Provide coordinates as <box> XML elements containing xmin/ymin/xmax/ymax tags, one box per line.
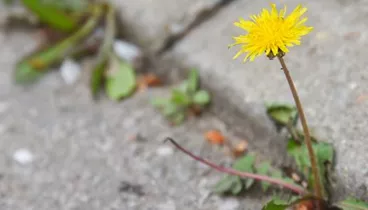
<box><xmin>114</xmin><ymin>0</ymin><xmax>368</xmax><ymax>200</ymax></box>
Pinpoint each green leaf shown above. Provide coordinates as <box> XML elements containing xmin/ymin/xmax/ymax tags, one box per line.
<box><xmin>151</xmin><ymin>98</ymin><xmax>170</xmax><ymax>107</ymax></box>
<box><xmin>187</xmin><ymin>69</ymin><xmax>199</xmax><ymax>94</ymax></box>
<box><xmin>270</xmin><ymin>169</ymin><xmax>295</xmax><ymax>185</ymax></box>
<box><xmin>162</xmin><ymin>103</ymin><xmax>178</xmax><ymax>117</ymax></box>
<box><xmin>177</xmin><ymin>81</ymin><xmax>188</xmax><ymax>93</ymax></box>
<box><xmin>257</xmin><ymin>162</ymin><xmax>271</xmax><ymax>191</ymax></box>
<box><xmin>315</xmin><ymin>142</ymin><xmax>334</xmax><ymax>163</ymax></box>
<box><xmin>105</xmin><ymin>57</ymin><xmax>136</xmax><ymax>101</ymax></box>
<box><xmin>193</xmin><ymin>90</ymin><xmax>210</xmax><ymax>105</ymax></box>
<box><xmin>338</xmin><ymin>197</ymin><xmax>368</xmax><ymax>210</ymax></box>
<box><xmin>287</xmin><ymin>141</ymin><xmax>310</xmax><ymax>169</ymax></box>
<box><xmin>233</xmin><ymin>155</ymin><xmax>256</xmax><ymax>189</ymax></box>
<box><xmin>21</xmin><ymin>0</ymin><xmax>86</xmax><ymax>32</ymax></box>
<box><xmin>171</xmin><ymin>89</ymin><xmax>191</xmax><ymax>106</ymax></box>
<box><xmin>230</xmin><ymin>177</ymin><xmax>243</xmax><ymax>195</ymax></box>
<box><xmin>40</xmin><ymin>0</ymin><xmax>89</xmax><ymax>12</ymax></box>
<box><xmin>266</xmin><ymin>103</ymin><xmax>298</xmax><ymax>126</ymax></box>
<box><xmin>213</xmin><ymin>155</ymin><xmax>256</xmax><ymax>195</ymax></box>
<box><xmin>15</xmin><ymin>8</ymin><xmax>102</xmax><ymax>84</ymax></box>
<box><xmin>213</xmin><ymin>175</ymin><xmax>243</xmax><ymax>195</ymax></box>
<box><xmin>262</xmin><ymin>199</ymin><xmax>289</xmax><ymax>210</ymax></box>
<box><xmin>14</xmin><ymin>62</ymin><xmax>45</xmax><ymax>84</ymax></box>
<box><xmin>287</xmin><ymin>139</ymin><xmax>334</xmax><ymax>198</ymax></box>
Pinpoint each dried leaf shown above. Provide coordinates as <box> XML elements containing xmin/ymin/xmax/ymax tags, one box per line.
<box><xmin>141</xmin><ymin>73</ymin><xmax>162</xmax><ymax>87</ymax></box>
<box><xmin>205</xmin><ymin>130</ymin><xmax>225</xmax><ymax>145</ymax></box>
<box><xmin>137</xmin><ymin>73</ymin><xmax>162</xmax><ymax>92</ymax></box>
<box><xmin>232</xmin><ymin>140</ymin><xmax>248</xmax><ymax>157</ymax></box>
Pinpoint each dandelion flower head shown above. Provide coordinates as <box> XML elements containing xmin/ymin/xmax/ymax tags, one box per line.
<box><xmin>230</xmin><ymin>4</ymin><xmax>313</xmax><ymax>62</ymax></box>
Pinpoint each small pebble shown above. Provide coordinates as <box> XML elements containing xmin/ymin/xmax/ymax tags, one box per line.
<box><xmin>349</xmin><ymin>82</ymin><xmax>358</xmax><ymax>90</ymax></box>
<box><xmin>60</xmin><ymin>58</ymin><xmax>81</xmax><ymax>85</ymax></box>
<box><xmin>13</xmin><ymin>148</ymin><xmax>34</xmax><ymax>165</ymax></box>
<box><xmin>156</xmin><ymin>146</ymin><xmax>174</xmax><ymax>156</ymax></box>
<box><xmin>113</xmin><ymin>40</ymin><xmax>142</xmax><ymax>63</ymax></box>
<box><xmin>315</xmin><ymin>31</ymin><xmax>329</xmax><ymax>40</ymax></box>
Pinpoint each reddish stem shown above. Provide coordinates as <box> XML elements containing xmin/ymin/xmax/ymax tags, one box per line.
<box><xmin>165</xmin><ymin>137</ymin><xmax>306</xmax><ymax>195</ymax></box>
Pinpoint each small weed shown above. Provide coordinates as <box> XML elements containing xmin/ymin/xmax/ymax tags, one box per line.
<box><xmin>152</xmin><ymin>69</ymin><xmax>211</xmax><ymax>125</ymax></box>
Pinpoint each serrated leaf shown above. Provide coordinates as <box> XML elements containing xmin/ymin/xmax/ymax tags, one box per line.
<box><xmin>266</xmin><ymin>103</ymin><xmax>298</xmax><ymax>126</ymax></box>
<box><xmin>257</xmin><ymin>162</ymin><xmax>271</xmax><ymax>191</ymax></box>
<box><xmin>287</xmin><ymin>139</ymin><xmax>334</xmax><ymax>198</ymax></box>
<box><xmin>230</xmin><ymin>177</ymin><xmax>243</xmax><ymax>195</ymax></box>
<box><xmin>187</xmin><ymin>69</ymin><xmax>199</xmax><ymax>94</ymax></box>
<box><xmin>105</xmin><ymin>57</ymin><xmax>136</xmax><ymax>101</ymax></box>
<box><xmin>338</xmin><ymin>197</ymin><xmax>368</xmax><ymax>210</ymax></box>
<box><xmin>171</xmin><ymin>89</ymin><xmax>191</xmax><ymax>106</ymax></box>
<box><xmin>233</xmin><ymin>155</ymin><xmax>255</xmax><ymax>189</ymax></box>
<box><xmin>315</xmin><ymin>142</ymin><xmax>334</xmax><ymax>163</ymax></box>
<box><xmin>213</xmin><ymin>175</ymin><xmax>242</xmax><ymax>195</ymax></box>
<box><xmin>262</xmin><ymin>199</ymin><xmax>289</xmax><ymax>210</ymax></box>
<box><xmin>270</xmin><ymin>169</ymin><xmax>295</xmax><ymax>186</ymax></box>
<box><xmin>193</xmin><ymin>90</ymin><xmax>210</xmax><ymax>105</ymax></box>
<box><xmin>287</xmin><ymin>141</ymin><xmax>310</xmax><ymax>169</ymax></box>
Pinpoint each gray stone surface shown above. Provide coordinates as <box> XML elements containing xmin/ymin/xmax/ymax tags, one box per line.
<box><xmin>161</xmin><ymin>0</ymin><xmax>368</xmax><ymax>200</ymax></box>
<box><xmin>112</xmin><ymin>0</ymin><xmax>227</xmax><ymax>52</ymax></box>
<box><xmin>0</xmin><ymin>30</ymin><xmax>270</xmax><ymax>209</ymax></box>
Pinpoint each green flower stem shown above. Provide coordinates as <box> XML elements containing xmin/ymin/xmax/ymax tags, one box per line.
<box><xmin>165</xmin><ymin>137</ymin><xmax>307</xmax><ymax>195</ymax></box>
<box><xmin>277</xmin><ymin>56</ymin><xmax>322</xmax><ymax>199</ymax></box>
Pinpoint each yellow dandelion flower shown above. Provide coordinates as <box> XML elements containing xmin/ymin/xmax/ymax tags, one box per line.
<box><xmin>230</xmin><ymin>4</ymin><xmax>313</xmax><ymax>62</ymax></box>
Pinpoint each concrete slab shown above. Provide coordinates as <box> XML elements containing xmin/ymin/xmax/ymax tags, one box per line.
<box><xmin>0</xmin><ymin>30</ymin><xmax>269</xmax><ymax>209</ymax></box>
<box><xmin>111</xmin><ymin>0</ymin><xmax>229</xmax><ymax>52</ymax></box>
<box><xmin>162</xmin><ymin>0</ymin><xmax>368</xmax><ymax>200</ymax></box>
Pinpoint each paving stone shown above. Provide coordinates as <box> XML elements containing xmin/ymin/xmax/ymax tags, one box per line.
<box><xmin>0</xmin><ymin>29</ymin><xmax>268</xmax><ymax>210</ymax></box>
<box><xmin>112</xmin><ymin>0</ymin><xmax>228</xmax><ymax>52</ymax></box>
<box><xmin>162</xmin><ymin>0</ymin><xmax>368</xmax><ymax>200</ymax></box>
